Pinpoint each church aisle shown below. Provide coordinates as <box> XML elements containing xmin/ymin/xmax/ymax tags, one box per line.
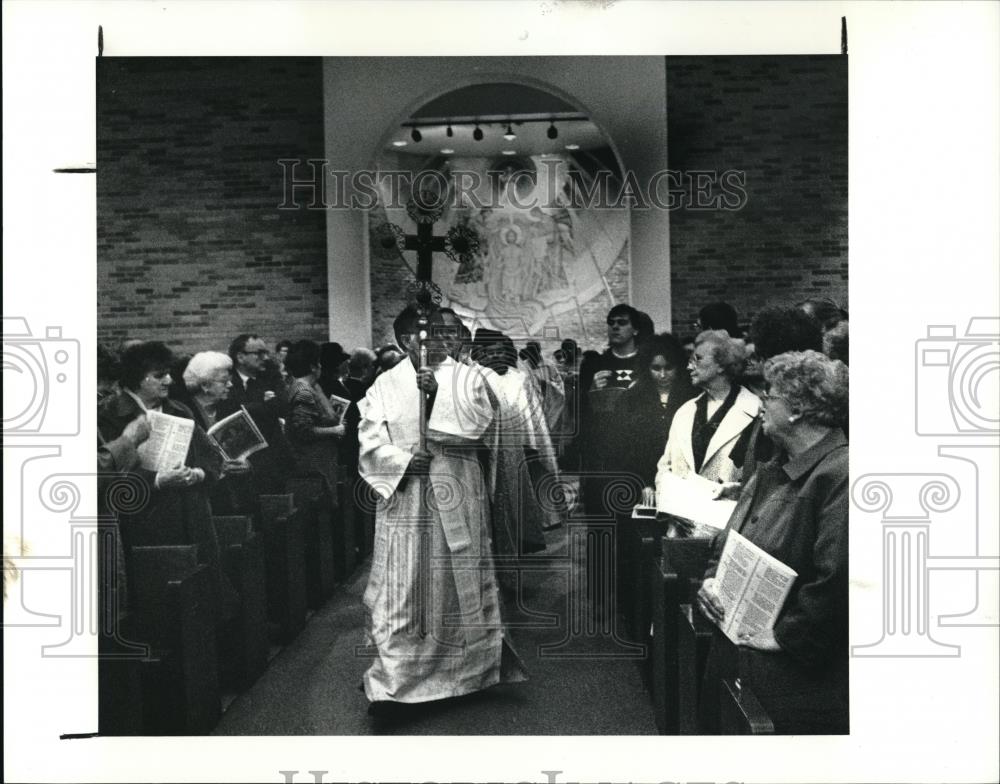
<box><xmin>214</xmin><ymin>520</ymin><xmax>658</xmax><ymax>735</ymax></box>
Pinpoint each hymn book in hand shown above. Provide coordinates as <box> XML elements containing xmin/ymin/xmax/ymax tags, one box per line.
<box><xmin>206</xmin><ymin>406</ymin><xmax>269</xmax><ymax>462</ymax></box>
<box><xmin>328</xmin><ymin>394</ymin><xmax>350</xmax><ymax>427</ymax></box>
<box><xmin>655</xmin><ymin>471</ymin><xmax>738</xmax><ymax>534</ymax></box>
<box><xmin>714</xmin><ymin>530</ymin><xmax>797</xmax><ymax>644</ymax></box>
<box><xmin>137</xmin><ymin>410</ymin><xmax>195</xmax><ymax>472</ymax></box>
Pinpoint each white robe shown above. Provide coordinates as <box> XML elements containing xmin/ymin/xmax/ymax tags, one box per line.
<box><xmin>517</xmin><ymin>358</ymin><xmax>567</xmax><ymax>435</ymax></box>
<box><xmin>358</xmin><ymin>357</ymin><xmax>525</xmax><ymax>703</ymax></box>
<box><xmin>655</xmin><ymin>386</ymin><xmax>761</xmax><ymax>487</ymax></box>
<box><xmin>483</xmin><ymin>366</ymin><xmax>564</xmax><ymax>540</ymax></box>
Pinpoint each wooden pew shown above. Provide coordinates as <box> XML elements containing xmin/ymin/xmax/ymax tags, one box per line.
<box><xmin>98</xmin><ymin>614</ymin><xmax>147</xmax><ymax>736</ymax></box>
<box><xmin>257</xmin><ymin>494</ymin><xmax>307</xmax><ymax>643</ymax></box>
<box><xmin>648</xmin><ymin>533</ymin><xmax>712</xmax><ymax>735</ymax></box>
<box><xmin>352</xmin><ymin>475</ymin><xmax>376</xmax><ymax>562</ymax></box>
<box><xmin>97</xmin><ymin>526</ymin><xmax>149</xmax><ymax>736</ymax></box>
<box><xmin>334</xmin><ymin>478</ymin><xmax>359</xmax><ymax>582</ymax></box>
<box><xmin>632</xmin><ymin>535</ymin><xmax>662</xmax><ymax>688</ymax></box>
<box><xmin>618</xmin><ymin>508</ymin><xmax>674</xmax><ymax>645</ymax></box>
<box><xmin>128</xmin><ymin>545</ymin><xmax>221</xmax><ymax>734</ymax></box>
<box><xmin>720</xmin><ymin>678</ymin><xmax>775</xmax><ymax>735</ymax></box>
<box><xmin>676</xmin><ymin>602</ymin><xmax>716</xmax><ymax>734</ymax></box>
<box><xmin>285</xmin><ymin>475</ymin><xmax>337</xmax><ymax>607</ymax></box>
<box><xmin>213</xmin><ymin>515</ymin><xmax>269</xmax><ymax>689</ymax></box>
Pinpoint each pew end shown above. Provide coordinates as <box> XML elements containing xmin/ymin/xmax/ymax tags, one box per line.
<box><xmin>213</xmin><ymin>515</ymin><xmax>269</xmax><ymax>689</ymax></box>
<box><xmin>648</xmin><ymin>533</ymin><xmax>713</xmax><ymax>735</ymax></box>
<box><xmin>676</xmin><ymin>602</ymin><xmax>715</xmax><ymax>734</ymax></box>
<box><xmin>257</xmin><ymin>494</ymin><xmax>307</xmax><ymax>643</ymax></box>
<box><xmin>129</xmin><ymin>546</ymin><xmax>221</xmax><ymax>734</ymax></box>
<box><xmin>720</xmin><ymin>678</ymin><xmax>775</xmax><ymax>735</ymax></box>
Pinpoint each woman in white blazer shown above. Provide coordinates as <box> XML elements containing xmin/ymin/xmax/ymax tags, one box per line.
<box><xmin>654</xmin><ymin>330</ymin><xmax>760</xmax><ymax>493</ymax></box>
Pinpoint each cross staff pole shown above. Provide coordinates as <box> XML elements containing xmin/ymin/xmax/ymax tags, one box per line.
<box><xmin>403</xmin><ymin>216</ymin><xmax>448</xmax><ymax>451</ymax></box>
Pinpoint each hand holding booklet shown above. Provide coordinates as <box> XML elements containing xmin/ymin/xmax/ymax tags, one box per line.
<box><xmin>713</xmin><ymin>530</ymin><xmax>797</xmax><ymax>644</ymax></box>
<box><xmin>327</xmin><ymin>394</ymin><xmax>350</xmax><ymax>427</ymax></box>
<box><xmin>137</xmin><ymin>410</ymin><xmax>194</xmax><ymax>472</ymax></box>
<box><xmin>655</xmin><ymin>471</ymin><xmax>738</xmax><ymax>534</ymax></box>
<box><xmin>207</xmin><ymin>407</ymin><xmax>269</xmax><ymax>462</ymax></box>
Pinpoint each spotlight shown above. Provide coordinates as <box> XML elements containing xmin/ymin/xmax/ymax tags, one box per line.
<box><xmin>392</xmin><ymin>140</ymin><xmax>408</xmax><ymax>147</ymax></box>
<box><xmin>503</xmin><ymin>123</ymin><xmax>516</xmax><ymax>141</ymax></box>
<box><xmin>564</xmin><ymin>143</ymin><xmax>580</xmax><ymax>151</ymax></box>
<box><xmin>473</xmin><ymin>125</ymin><xmax>484</xmax><ymax>141</ymax></box>
<box><xmin>410</xmin><ymin>127</ymin><xmax>422</xmax><ymax>142</ymax></box>
<box><xmin>547</xmin><ymin>122</ymin><xmax>558</xmax><ymax>140</ymax></box>
<box><xmin>446</xmin><ymin>124</ymin><xmax>454</xmax><ymax>137</ymax></box>
<box><xmin>441</xmin><ymin>148</ymin><xmax>454</xmax><ymax>155</ymax></box>
<box><xmin>501</xmin><ymin>150</ymin><xmax>517</xmax><ymax>156</ymax></box>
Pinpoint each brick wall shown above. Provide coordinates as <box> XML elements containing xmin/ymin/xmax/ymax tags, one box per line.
<box><xmin>97</xmin><ymin>57</ymin><xmax>328</xmax><ymax>354</ymax></box>
<box><xmin>666</xmin><ymin>55</ymin><xmax>848</xmax><ymax>337</ymax></box>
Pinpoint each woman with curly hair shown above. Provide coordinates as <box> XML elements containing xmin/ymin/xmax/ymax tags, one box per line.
<box><xmin>285</xmin><ymin>340</ymin><xmax>345</xmax><ymax>493</ymax></box>
<box><xmin>697</xmin><ymin>350</ymin><xmax>849</xmax><ymax>734</ymax></box>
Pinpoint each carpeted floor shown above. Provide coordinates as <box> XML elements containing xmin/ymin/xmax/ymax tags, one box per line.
<box><xmin>214</xmin><ymin>520</ymin><xmax>658</xmax><ymax>735</ymax></box>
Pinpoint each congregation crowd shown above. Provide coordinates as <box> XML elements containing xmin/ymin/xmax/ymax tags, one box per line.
<box><xmin>96</xmin><ymin>295</ymin><xmax>849</xmax><ymax>734</ymax></box>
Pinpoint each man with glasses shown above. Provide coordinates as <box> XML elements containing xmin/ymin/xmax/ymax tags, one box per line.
<box><xmin>577</xmin><ymin>305</ymin><xmax>646</xmax><ymax>616</ymax></box>
<box><xmin>224</xmin><ymin>334</ymin><xmax>286</xmax><ymax>412</ymax></box>
<box><xmin>578</xmin><ymin>305</ymin><xmax>644</xmax><ymax>463</ymax></box>
<box><xmin>218</xmin><ymin>333</ymin><xmax>295</xmax><ymax>494</ymax></box>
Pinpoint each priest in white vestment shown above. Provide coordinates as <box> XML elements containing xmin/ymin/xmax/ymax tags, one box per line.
<box><xmin>358</xmin><ymin>307</ymin><xmax>526</xmax><ymax>709</ymax></box>
<box><xmin>517</xmin><ymin>341</ymin><xmax>566</xmax><ymax>436</ymax></box>
<box><xmin>476</xmin><ymin>331</ymin><xmax>564</xmax><ymax>569</ymax></box>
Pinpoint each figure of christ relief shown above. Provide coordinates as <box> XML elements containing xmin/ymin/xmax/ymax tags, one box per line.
<box><xmin>471</xmin><ymin>203</ymin><xmax>575</xmax><ymax>328</ymax></box>
<box><xmin>387</xmin><ymin>154</ymin><xmax>628</xmax><ymax>337</ymax></box>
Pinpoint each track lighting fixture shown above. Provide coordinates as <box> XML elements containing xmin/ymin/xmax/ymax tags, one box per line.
<box><xmin>473</xmin><ymin>125</ymin><xmax>484</xmax><ymax>141</ymax></box>
<box><xmin>446</xmin><ymin>124</ymin><xmax>454</xmax><ymax>137</ymax></box>
<box><xmin>410</xmin><ymin>127</ymin><xmax>422</xmax><ymax>142</ymax></box>
<box><xmin>547</xmin><ymin>121</ymin><xmax>558</xmax><ymax>140</ymax></box>
<box><xmin>503</xmin><ymin>123</ymin><xmax>516</xmax><ymax>141</ymax></box>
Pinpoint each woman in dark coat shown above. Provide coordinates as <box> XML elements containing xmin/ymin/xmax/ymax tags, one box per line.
<box><xmin>610</xmin><ymin>333</ymin><xmax>698</xmax><ymax>488</ymax></box>
<box><xmin>98</xmin><ymin>341</ymin><xmax>237</xmax><ymax>621</ymax></box>
<box><xmin>697</xmin><ymin>350</ymin><xmax>849</xmax><ymax>734</ymax></box>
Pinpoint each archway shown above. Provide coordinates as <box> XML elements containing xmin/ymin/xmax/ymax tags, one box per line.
<box><xmin>367</xmin><ymin>80</ymin><xmax>631</xmax><ymax>352</ymax></box>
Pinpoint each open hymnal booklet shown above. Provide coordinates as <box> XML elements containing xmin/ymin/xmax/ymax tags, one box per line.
<box><xmin>328</xmin><ymin>394</ymin><xmax>350</xmax><ymax>427</ymax></box>
<box><xmin>207</xmin><ymin>406</ymin><xmax>268</xmax><ymax>462</ymax></box>
<box><xmin>137</xmin><ymin>410</ymin><xmax>194</xmax><ymax>472</ymax></box>
<box><xmin>714</xmin><ymin>530</ymin><xmax>797</xmax><ymax>644</ymax></box>
<box><xmin>656</xmin><ymin>471</ymin><xmax>738</xmax><ymax>533</ymax></box>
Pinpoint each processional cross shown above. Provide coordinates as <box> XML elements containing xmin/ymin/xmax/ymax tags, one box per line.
<box><xmin>369</xmin><ymin>189</ymin><xmax>484</xmax><ymax>489</ymax></box>
<box><xmin>371</xmin><ymin>189</ymin><xmax>481</xmax><ymax>297</ymax></box>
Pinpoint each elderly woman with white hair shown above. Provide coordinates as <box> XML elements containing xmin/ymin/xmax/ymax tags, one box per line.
<box><xmin>648</xmin><ymin>330</ymin><xmax>760</xmax><ymax>506</ymax></box>
<box><xmin>182</xmin><ymin>351</ymin><xmax>234</xmax><ymax>429</ymax></box>
<box><xmin>179</xmin><ymin>351</ymin><xmax>253</xmax><ymax>510</ymax></box>
<box><xmin>697</xmin><ymin>350</ymin><xmax>849</xmax><ymax>734</ymax></box>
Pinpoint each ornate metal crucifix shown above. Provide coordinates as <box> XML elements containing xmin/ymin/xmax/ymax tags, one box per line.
<box><xmin>371</xmin><ymin>191</ymin><xmax>480</xmax><ymax>292</ymax></box>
